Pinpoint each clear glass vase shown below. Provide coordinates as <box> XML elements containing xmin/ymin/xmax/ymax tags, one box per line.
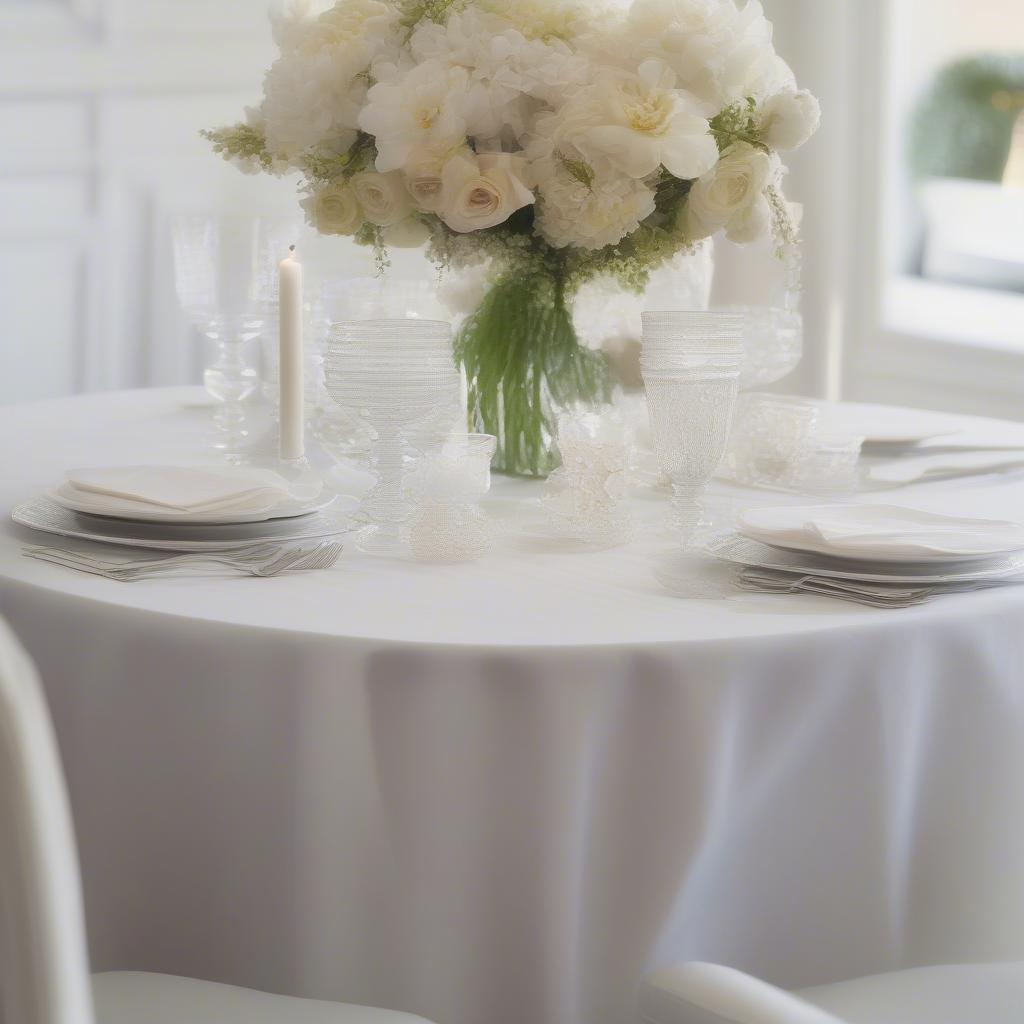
<box><xmin>454</xmin><ymin>245</ymin><xmax>714</xmax><ymax>478</ymax></box>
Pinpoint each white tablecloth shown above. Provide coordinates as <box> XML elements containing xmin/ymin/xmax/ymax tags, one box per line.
<box><xmin>2</xmin><ymin>388</ymin><xmax>1024</xmax><ymax>1024</ymax></box>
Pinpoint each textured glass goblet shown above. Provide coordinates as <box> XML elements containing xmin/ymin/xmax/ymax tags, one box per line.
<box><xmin>325</xmin><ymin>320</ymin><xmax>461</xmax><ymax>555</ymax></box>
<box><xmin>642</xmin><ymin>312</ymin><xmax>746</xmax><ymax>546</ymax></box>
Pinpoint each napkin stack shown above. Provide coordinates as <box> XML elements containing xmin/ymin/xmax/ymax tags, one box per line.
<box><xmin>59</xmin><ymin>466</ymin><xmax>317</xmax><ymax>519</ymax></box>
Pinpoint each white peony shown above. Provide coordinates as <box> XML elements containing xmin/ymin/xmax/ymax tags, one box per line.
<box><xmin>439</xmin><ymin>152</ymin><xmax>535</xmax><ymax>233</ymax></box>
<box><xmin>534</xmin><ymin>157</ymin><xmax>657</xmax><ymax>250</ymax></box>
<box><xmin>758</xmin><ymin>89</ymin><xmax>821</xmax><ymax>151</ymax></box>
<box><xmin>351</xmin><ymin>170</ymin><xmax>413</xmax><ymax>226</ymax></box>
<box><xmin>683</xmin><ymin>142</ymin><xmax>776</xmax><ymax>244</ymax></box>
<box><xmin>300</xmin><ymin>182</ymin><xmax>363</xmax><ymax>235</ymax></box>
<box><xmin>359</xmin><ymin>59</ymin><xmax>470</xmax><ymax>173</ymax></box>
<box><xmin>571</xmin><ymin>60</ymin><xmax>719</xmax><ymax>180</ymax></box>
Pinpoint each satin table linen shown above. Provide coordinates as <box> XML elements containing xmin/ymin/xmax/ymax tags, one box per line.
<box><xmin>2</xmin><ymin>389</ymin><xmax>1024</xmax><ymax>1024</ymax></box>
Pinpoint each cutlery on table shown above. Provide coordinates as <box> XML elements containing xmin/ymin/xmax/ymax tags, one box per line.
<box><xmin>23</xmin><ymin>541</ymin><xmax>343</xmax><ymax>581</ymax></box>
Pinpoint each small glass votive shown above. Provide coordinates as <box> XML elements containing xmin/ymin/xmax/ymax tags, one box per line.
<box><xmin>541</xmin><ymin>411</ymin><xmax>635</xmax><ymax>548</ymax></box>
<box><xmin>407</xmin><ymin>434</ymin><xmax>497</xmax><ymax>563</ymax></box>
<box><xmin>722</xmin><ymin>393</ymin><xmax>821</xmax><ymax>490</ymax></box>
<box><xmin>790</xmin><ymin>433</ymin><xmax>865</xmax><ymax>496</ymax></box>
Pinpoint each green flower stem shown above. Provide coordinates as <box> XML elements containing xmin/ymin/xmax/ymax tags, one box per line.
<box><xmin>455</xmin><ymin>265</ymin><xmax>609</xmax><ymax>477</ymax></box>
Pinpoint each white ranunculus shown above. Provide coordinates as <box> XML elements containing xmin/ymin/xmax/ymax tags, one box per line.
<box><xmin>533</xmin><ymin>157</ymin><xmax>657</xmax><ymax>250</ymax></box>
<box><xmin>359</xmin><ymin>59</ymin><xmax>470</xmax><ymax>173</ymax></box>
<box><xmin>382</xmin><ymin>217</ymin><xmax>432</xmax><ymax>248</ymax></box>
<box><xmin>439</xmin><ymin>152</ymin><xmax>535</xmax><ymax>233</ymax></box>
<box><xmin>300</xmin><ymin>183</ymin><xmax>363</xmax><ymax>236</ymax></box>
<box><xmin>570</xmin><ymin>61</ymin><xmax>719</xmax><ymax>181</ymax></box>
<box><xmin>683</xmin><ymin>142</ymin><xmax>775</xmax><ymax>244</ymax></box>
<box><xmin>758</xmin><ymin>89</ymin><xmax>821</xmax><ymax>151</ymax></box>
<box><xmin>351</xmin><ymin>170</ymin><xmax>413</xmax><ymax>227</ymax></box>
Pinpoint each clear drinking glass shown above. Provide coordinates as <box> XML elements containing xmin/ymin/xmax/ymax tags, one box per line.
<box><xmin>541</xmin><ymin>411</ymin><xmax>635</xmax><ymax>548</ymax></box>
<box><xmin>408</xmin><ymin>434</ymin><xmax>497</xmax><ymax>563</ymax></box>
<box><xmin>717</xmin><ymin>305</ymin><xmax>804</xmax><ymax>391</ymax></box>
<box><xmin>324</xmin><ymin>320</ymin><xmax>461</xmax><ymax>555</ymax></box>
<box><xmin>722</xmin><ymin>393</ymin><xmax>821</xmax><ymax>489</ymax></box>
<box><xmin>642</xmin><ymin>312</ymin><xmax>746</xmax><ymax>546</ymax></box>
<box><xmin>172</xmin><ymin>215</ymin><xmax>264</xmax><ymax>455</ymax></box>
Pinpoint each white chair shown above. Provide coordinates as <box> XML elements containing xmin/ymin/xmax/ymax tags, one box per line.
<box><xmin>0</xmin><ymin>618</ymin><xmax>435</xmax><ymax>1024</ymax></box>
<box><xmin>638</xmin><ymin>959</ymin><xmax>1024</xmax><ymax>1024</ymax></box>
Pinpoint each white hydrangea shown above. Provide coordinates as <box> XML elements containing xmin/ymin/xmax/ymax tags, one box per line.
<box><xmin>410</xmin><ymin>8</ymin><xmax>589</xmax><ymax>143</ymax></box>
<box><xmin>260</xmin><ymin>0</ymin><xmax>400</xmax><ymax>162</ymax></box>
<box><xmin>621</xmin><ymin>0</ymin><xmax>791</xmax><ymax>110</ymax></box>
<box><xmin>533</xmin><ymin>157</ymin><xmax>657</xmax><ymax>250</ymax></box>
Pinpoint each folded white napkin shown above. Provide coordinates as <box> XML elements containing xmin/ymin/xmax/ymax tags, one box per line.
<box><xmin>65</xmin><ymin>466</ymin><xmax>309</xmax><ymax>515</ymax></box>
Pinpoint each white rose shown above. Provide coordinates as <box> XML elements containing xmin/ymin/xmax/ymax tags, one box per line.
<box><xmin>758</xmin><ymin>89</ymin><xmax>821</xmax><ymax>151</ymax></box>
<box><xmin>683</xmin><ymin>143</ymin><xmax>775</xmax><ymax>244</ymax></box>
<box><xmin>403</xmin><ymin>144</ymin><xmax>467</xmax><ymax>213</ymax></box>
<box><xmin>351</xmin><ymin>170</ymin><xmax>413</xmax><ymax>227</ymax></box>
<box><xmin>300</xmin><ymin>183</ymin><xmax>363</xmax><ymax>236</ymax></box>
<box><xmin>439</xmin><ymin>152</ymin><xmax>534</xmax><ymax>233</ymax></box>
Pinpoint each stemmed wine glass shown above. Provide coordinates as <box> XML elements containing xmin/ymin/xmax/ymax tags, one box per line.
<box><xmin>171</xmin><ymin>215</ymin><xmax>265</xmax><ymax>456</ymax></box>
<box><xmin>641</xmin><ymin>311</ymin><xmax>747</xmax><ymax>547</ymax></box>
<box><xmin>324</xmin><ymin>320</ymin><xmax>462</xmax><ymax>554</ymax></box>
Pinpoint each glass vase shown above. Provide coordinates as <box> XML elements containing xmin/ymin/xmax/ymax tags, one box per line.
<box><xmin>454</xmin><ymin>245</ymin><xmax>714</xmax><ymax>478</ymax></box>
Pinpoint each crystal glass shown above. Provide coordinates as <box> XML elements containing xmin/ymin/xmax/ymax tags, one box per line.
<box><xmin>407</xmin><ymin>434</ymin><xmax>497</xmax><ymax>563</ymax></box>
<box><xmin>324</xmin><ymin>320</ymin><xmax>461</xmax><ymax>554</ymax></box>
<box><xmin>716</xmin><ymin>305</ymin><xmax>804</xmax><ymax>391</ymax></box>
<box><xmin>722</xmin><ymin>393</ymin><xmax>821</xmax><ymax>489</ymax></box>
<box><xmin>642</xmin><ymin>312</ymin><xmax>746</xmax><ymax>546</ymax></box>
<box><xmin>541</xmin><ymin>411</ymin><xmax>635</xmax><ymax>548</ymax></box>
<box><xmin>172</xmin><ymin>215</ymin><xmax>265</xmax><ymax>455</ymax></box>
<box><xmin>790</xmin><ymin>433</ymin><xmax>865</xmax><ymax>496</ymax></box>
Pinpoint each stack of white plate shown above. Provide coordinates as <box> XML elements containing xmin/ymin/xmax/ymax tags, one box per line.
<box><xmin>708</xmin><ymin>504</ymin><xmax>1024</xmax><ymax>607</ymax></box>
<box><xmin>13</xmin><ymin>466</ymin><xmax>350</xmax><ymax>552</ymax></box>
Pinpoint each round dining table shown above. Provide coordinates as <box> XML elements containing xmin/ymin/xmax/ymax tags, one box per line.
<box><xmin>3</xmin><ymin>387</ymin><xmax>1024</xmax><ymax>1024</ymax></box>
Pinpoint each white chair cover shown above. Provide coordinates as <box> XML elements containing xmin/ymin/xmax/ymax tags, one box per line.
<box><xmin>0</xmin><ymin>618</ymin><xmax>94</xmax><ymax>1024</ymax></box>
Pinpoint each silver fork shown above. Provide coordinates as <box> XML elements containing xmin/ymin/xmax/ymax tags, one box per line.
<box><xmin>24</xmin><ymin>542</ymin><xmax>343</xmax><ymax>581</ymax></box>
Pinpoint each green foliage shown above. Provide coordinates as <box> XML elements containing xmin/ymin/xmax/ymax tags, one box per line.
<box><xmin>456</xmin><ymin>264</ymin><xmax>609</xmax><ymax>477</ymax></box>
<box><xmin>709</xmin><ymin>98</ymin><xmax>766</xmax><ymax>153</ymax></box>
<box><xmin>398</xmin><ymin>0</ymin><xmax>468</xmax><ymax>31</ymax></box>
<box><xmin>911</xmin><ymin>54</ymin><xmax>1024</xmax><ymax>182</ymax></box>
<box><xmin>200</xmin><ymin>123</ymin><xmax>274</xmax><ymax>170</ymax></box>
<box><xmin>558</xmin><ymin>155</ymin><xmax>596</xmax><ymax>190</ymax></box>
<box><xmin>304</xmin><ymin>134</ymin><xmax>376</xmax><ymax>183</ymax></box>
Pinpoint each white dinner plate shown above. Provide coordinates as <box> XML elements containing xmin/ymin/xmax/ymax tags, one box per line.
<box><xmin>817</xmin><ymin>403</ymin><xmax>957</xmax><ymax>447</ymax></box>
<box><xmin>737</xmin><ymin>504</ymin><xmax>1024</xmax><ymax>564</ymax></box>
<box><xmin>709</xmin><ymin>534</ymin><xmax>1024</xmax><ymax>584</ymax></box>
<box><xmin>13</xmin><ymin>498</ymin><xmax>354</xmax><ymax>552</ymax></box>
<box><xmin>49</xmin><ymin>484</ymin><xmax>335</xmax><ymax>524</ymax></box>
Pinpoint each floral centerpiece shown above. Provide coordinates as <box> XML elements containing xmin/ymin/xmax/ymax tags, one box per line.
<box><xmin>205</xmin><ymin>0</ymin><xmax>819</xmax><ymax>476</ymax></box>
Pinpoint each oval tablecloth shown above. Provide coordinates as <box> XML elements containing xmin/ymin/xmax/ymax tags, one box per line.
<box><xmin>2</xmin><ymin>388</ymin><xmax>1024</xmax><ymax>1024</ymax></box>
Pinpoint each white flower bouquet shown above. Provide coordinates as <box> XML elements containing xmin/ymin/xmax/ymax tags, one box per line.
<box><xmin>206</xmin><ymin>0</ymin><xmax>819</xmax><ymax>475</ymax></box>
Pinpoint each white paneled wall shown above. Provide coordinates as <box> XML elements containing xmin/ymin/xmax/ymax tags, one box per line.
<box><xmin>0</xmin><ymin>0</ymin><xmax>300</xmax><ymax>405</ymax></box>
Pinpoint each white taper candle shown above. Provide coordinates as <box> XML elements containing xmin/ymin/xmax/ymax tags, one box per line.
<box><xmin>278</xmin><ymin>245</ymin><xmax>304</xmax><ymax>461</ymax></box>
